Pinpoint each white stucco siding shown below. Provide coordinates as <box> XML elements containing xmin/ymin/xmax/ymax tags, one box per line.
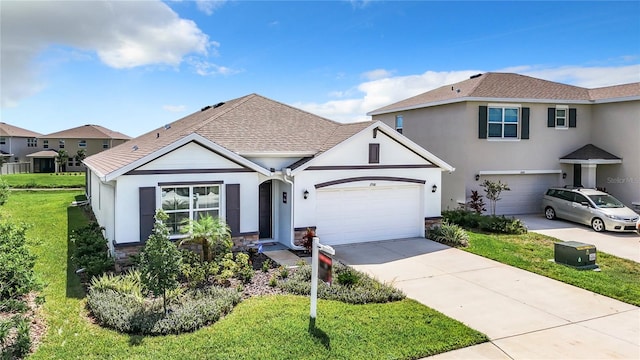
<box><xmin>112</xmin><ymin>172</ymin><xmax>260</xmax><ymax>245</ymax></box>
<box><xmin>137</xmin><ymin>142</ymin><xmax>244</xmax><ymax>171</ymax></box>
<box><xmin>88</xmin><ymin>171</ymin><xmax>116</xmax><ymax>253</ymax></box>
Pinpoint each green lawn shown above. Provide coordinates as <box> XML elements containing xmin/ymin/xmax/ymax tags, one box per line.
<box><xmin>464</xmin><ymin>231</ymin><xmax>640</xmax><ymax>306</ymax></box>
<box><xmin>1</xmin><ymin>172</ymin><xmax>85</xmax><ymax>188</ymax></box>
<box><xmin>0</xmin><ymin>191</ymin><xmax>487</xmax><ymax>359</ymax></box>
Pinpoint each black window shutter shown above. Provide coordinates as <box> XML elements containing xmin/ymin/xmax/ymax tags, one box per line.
<box><xmin>478</xmin><ymin>106</ymin><xmax>487</xmax><ymax>139</ymax></box>
<box><xmin>547</xmin><ymin>108</ymin><xmax>555</xmax><ymax>127</ymax></box>
<box><xmin>368</xmin><ymin>143</ymin><xmax>380</xmax><ymax>164</ymax></box>
<box><xmin>225</xmin><ymin>184</ymin><xmax>241</xmax><ymax>237</ymax></box>
<box><xmin>569</xmin><ymin>108</ymin><xmax>577</xmax><ymax>128</ymax></box>
<box><xmin>521</xmin><ymin>107</ymin><xmax>530</xmax><ymax>139</ymax></box>
<box><xmin>139</xmin><ymin>187</ymin><xmax>156</xmax><ymax>242</ymax></box>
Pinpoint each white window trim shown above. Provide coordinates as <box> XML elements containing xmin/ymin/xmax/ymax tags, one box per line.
<box><xmin>159</xmin><ymin>184</ymin><xmax>223</xmax><ymax>238</ymax></box>
<box><xmin>43</xmin><ymin>140</ymin><xmax>49</xmax><ymax>149</ymax></box>
<box><xmin>78</xmin><ymin>140</ymin><xmax>87</xmax><ymax>148</ymax></box>
<box><xmin>555</xmin><ymin>105</ymin><xmax>568</xmax><ymax>129</ymax></box>
<box><xmin>487</xmin><ymin>103</ymin><xmax>521</xmax><ymax>140</ymax></box>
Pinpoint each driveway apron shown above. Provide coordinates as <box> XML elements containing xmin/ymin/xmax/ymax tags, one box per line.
<box><xmin>333</xmin><ymin>238</ymin><xmax>640</xmax><ymax>359</ymax></box>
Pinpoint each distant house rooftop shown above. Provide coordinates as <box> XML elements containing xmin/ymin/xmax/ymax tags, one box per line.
<box><xmin>39</xmin><ymin>124</ymin><xmax>131</xmax><ymax>140</ymax></box>
<box><xmin>0</xmin><ymin>122</ymin><xmax>42</xmax><ymax>138</ymax></box>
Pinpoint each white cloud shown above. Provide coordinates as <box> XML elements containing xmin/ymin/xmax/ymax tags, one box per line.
<box><xmin>196</xmin><ymin>0</ymin><xmax>227</xmax><ymax>15</ymax></box>
<box><xmin>295</xmin><ymin>65</ymin><xmax>640</xmax><ymax>123</ymax></box>
<box><xmin>362</xmin><ymin>69</ymin><xmax>394</xmax><ymax>81</ymax></box>
<box><xmin>187</xmin><ymin>58</ymin><xmax>242</xmax><ymax>76</ymax></box>
<box><xmin>162</xmin><ymin>105</ymin><xmax>186</xmax><ymax>112</ymax></box>
<box><xmin>1</xmin><ymin>0</ymin><xmax>212</xmax><ymax>107</ymax></box>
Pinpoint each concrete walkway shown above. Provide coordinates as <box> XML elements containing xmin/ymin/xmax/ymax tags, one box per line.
<box><xmin>518</xmin><ymin>214</ymin><xmax>640</xmax><ymax>263</ymax></box>
<box><xmin>333</xmin><ymin>238</ymin><xmax>640</xmax><ymax>360</ymax></box>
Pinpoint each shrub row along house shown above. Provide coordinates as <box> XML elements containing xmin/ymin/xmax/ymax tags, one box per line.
<box><xmin>83</xmin><ymin>94</ymin><xmax>453</xmax><ymax>267</ymax></box>
<box><xmin>369</xmin><ymin>73</ymin><xmax>640</xmax><ymax>215</ymax></box>
<box><xmin>0</xmin><ymin>122</ymin><xmax>130</xmax><ymax>174</ymax></box>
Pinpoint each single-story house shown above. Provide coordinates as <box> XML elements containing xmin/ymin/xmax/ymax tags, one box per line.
<box><xmin>368</xmin><ymin>73</ymin><xmax>640</xmax><ymax>215</ymax></box>
<box><xmin>83</xmin><ymin>94</ymin><xmax>453</xmax><ymax>265</ymax></box>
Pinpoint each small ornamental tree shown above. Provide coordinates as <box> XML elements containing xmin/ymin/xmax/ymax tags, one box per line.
<box><xmin>56</xmin><ymin>149</ymin><xmax>69</xmax><ymax>173</ymax></box>
<box><xmin>139</xmin><ymin>209</ymin><xmax>182</xmax><ymax>315</ymax></box>
<box><xmin>180</xmin><ymin>214</ymin><xmax>232</xmax><ymax>263</ymax></box>
<box><xmin>480</xmin><ymin>180</ymin><xmax>510</xmax><ymax>215</ymax></box>
<box><xmin>75</xmin><ymin>149</ymin><xmax>87</xmax><ymax>167</ymax></box>
<box><xmin>467</xmin><ymin>190</ymin><xmax>486</xmax><ymax>214</ymax></box>
<box><xmin>0</xmin><ymin>221</ymin><xmax>39</xmax><ymax>300</ymax></box>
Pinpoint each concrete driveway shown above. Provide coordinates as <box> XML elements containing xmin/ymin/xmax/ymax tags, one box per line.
<box><xmin>518</xmin><ymin>214</ymin><xmax>640</xmax><ymax>263</ymax></box>
<box><xmin>333</xmin><ymin>238</ymin><xmax>640</xmax><ymax>360</ymax></box>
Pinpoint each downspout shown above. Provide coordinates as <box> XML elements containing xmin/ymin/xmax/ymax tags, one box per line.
<box><xmin>283</xmin><ymin>168</ymin><xmax>305</xmax><ymax>250</ymax></box>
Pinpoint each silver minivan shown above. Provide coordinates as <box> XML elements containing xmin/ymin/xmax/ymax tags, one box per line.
<box><xmin>542</xmin><ymin>187</ymin><xmax>639</xmax><ymax>232</ymax></box>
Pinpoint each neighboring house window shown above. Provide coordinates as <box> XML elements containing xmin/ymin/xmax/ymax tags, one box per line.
<box><xmin>161</xmin><ymin>185</ymin><xmax>220</xmax><ymax>236</ymax></box>
<box><xmin>43</xmin><ymin>140</ymin><xmax>49</xmax><ymax>149</ymax></box>
<box><xmin>0</xmin><ymin>137</ymin><xmax>5</xmax><ymax>145</ymax></box>
<box><xmin>488</xmin><ymin>105</ymin><xmax>519</xmax><ymax>139</ymax></box>
<box><xmin>102</xmin><ymin>140</ymin><xmax>110</xmax><ymax>149</ymax></box>
<box><xmin>555</xmin><ymin>105</ymin><xmax>568</xmax><ymax>128</ymax></box>
<box><xmin>27</xmin><ymin>138</ymin><xmax>38</xmax><ymax>147</ymax></box>
<box><xmin>369</xmin><ymin>143</ymin><xmax>380</xmax><ymax>164</ymax></box>
<box><xmin>67</xmin><ymin>158</ymin><xmax>74</xmax><ymax>167</ymax></box>
<box><xmin>59</xmin><ymin>140</ymin><xmax>65</xmax><ymax>148</ymax></box>
<box><xmin>78</xmin><ymin>140</ymin><xmax>87</xmax><ymax>148</ymax></box>
<box><xmin>395</xmin><ymin>115</ymin><xmax>404</xmax><ymax>134</ymax></box>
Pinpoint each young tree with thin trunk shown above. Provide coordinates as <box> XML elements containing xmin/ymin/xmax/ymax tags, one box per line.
<box><xmin>480</xmin><ymin>180</ymin><xmax>510</xmax><ymax>216</ymax></box>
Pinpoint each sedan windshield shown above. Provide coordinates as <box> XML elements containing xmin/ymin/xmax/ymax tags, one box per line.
<box><xmin>588</xmin><ymin>194</ymin><xmax>625</xmax><ymax>208</ymax></box>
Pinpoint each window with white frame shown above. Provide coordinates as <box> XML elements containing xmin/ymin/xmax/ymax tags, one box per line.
<box><xmin>102</xmin><ymin>140</ymin><xmax>110</xmax><ymax>149</ymax></box>
<box><xmin>27</xmin><ymin>138</ymin><xmax>37</xmax><ymax>147</ymax></box>
<box><xmin>59</xmin><ymin>139</ymin><xmax>65</xmax><ymax>148</ymax></box>
<box><xmin>161</xmin><ymin>185</ymin><xmax>220</xmax><ymax>236</ymax></box>
<box><xmin>555</xmin><ymin>105</ymin><xmax>568</xmax><ymax>128</ymax></box>
<box><xmin>43</xmin><ymin>140</ymin><xmax>49</xmax><ymax>149</ymax></box>
<box><xmin>395</xmin><ymin>115</ymin><xmax>404</xmax><ymax>134</ymax></box>
<box><xmin>488</xmin><ymin>105</ymin><xmax>519</xmax><ymax>139</ymax></box>
<box><xmin>78</xmin><ymin>140</ymin><xmax>87</xmax><ymax>148</ymax></box>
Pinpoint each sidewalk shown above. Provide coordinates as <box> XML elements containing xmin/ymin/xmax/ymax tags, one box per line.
<box><xmin>333</xmin><ymin>238</ymin><xmax>640</xmax><ymax>359</ymax></box>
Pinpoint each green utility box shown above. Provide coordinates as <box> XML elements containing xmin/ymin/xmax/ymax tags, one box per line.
<box><xmin>554</xmin><ymin>241</ymin><xmax>598</xmax><ymax>270</ymax></box>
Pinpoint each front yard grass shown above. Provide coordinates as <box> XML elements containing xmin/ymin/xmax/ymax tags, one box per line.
<box><xmin>0</xmin><ymin>191</ymin><xmax>487</xmax><ymax>359</ymax></box>
<box><xmin>464</xmin><ymin>231</ymin><xmax>640</xmax><ymax>306</ymax></box>
<box><xmin>1</xmin><ymin>172</ymin><xmax>85</xmax><ymax>188</ymax></box>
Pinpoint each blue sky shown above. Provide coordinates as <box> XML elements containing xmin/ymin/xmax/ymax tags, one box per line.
<box><xmin>1</xmin><ymin>0</ymin><xmax>639</xmax><ymax>137</ymax></box>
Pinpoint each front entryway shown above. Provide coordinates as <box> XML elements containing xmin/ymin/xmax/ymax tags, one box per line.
<box><xmin>258</xmin><ymin>180</ymin><xmax>272</xmax><ymax>239</ymax></box>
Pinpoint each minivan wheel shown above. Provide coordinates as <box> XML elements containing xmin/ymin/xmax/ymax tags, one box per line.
<box><xmin>591</xmin><ymin>218</ymin><xmax>605</xmax><ymax>232</ymax></box>
<box><xmin>544</xmin><ymin>207</ymin><xmax>556</xmax><ymax>220</ymax></box>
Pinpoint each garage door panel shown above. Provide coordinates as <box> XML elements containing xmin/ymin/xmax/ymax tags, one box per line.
<box><xmin>316</xmin><ymin>185</ymin><xmax>422</xmax><ymax>245</ymax></box>
<box><xmin>482</xmin><ymin>175</ymin><xmax>560</xmax><ymax>215</ymax></box>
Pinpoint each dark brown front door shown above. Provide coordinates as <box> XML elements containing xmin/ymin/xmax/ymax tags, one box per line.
<box><xmin>573</xmin><ymin>164</ymin><xmax>582</xmax><ymax>187</ymax></box>
<box><xmin>259</xmin><ymin>181</ymin><xmax>272</xmax><ymax>239</ymax></box>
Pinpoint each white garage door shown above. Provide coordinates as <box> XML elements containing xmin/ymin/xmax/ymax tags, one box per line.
<box><xmin>316</xmin><ymin>185</ymin><xmax>422</xmax><ymax>245</ymax></box>
<box><xmin>482</xmin><ymin>174</ymin><xmax>560</xmax><ymax>215</ymax></box>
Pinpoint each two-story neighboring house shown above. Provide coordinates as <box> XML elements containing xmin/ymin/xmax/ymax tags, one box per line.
<box><xmin>34</xmin><ymin>124</ymin><xmax>131</xmax><ymax>172</ymax></box>
<box><xmin>369</xmin><ymin>73</ymin><xmax>640</xmax><ymax>215</ymax></box>
<box><xmin>0</xmin><ymin>122</ymin><xmax>42</xmax><ymax>163</ymax></box>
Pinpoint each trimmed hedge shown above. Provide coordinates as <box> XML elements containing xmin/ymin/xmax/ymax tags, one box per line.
<box><xmin>442</xmin><ymin>210</ymin><xmax>527</xmax><ymax>235</ymax></box>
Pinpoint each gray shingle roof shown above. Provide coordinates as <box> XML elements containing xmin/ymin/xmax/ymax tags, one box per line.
<box><xmin>369</xmin><ymin>73</ymin><xmax>640</xmax><ymax>114</ymax></box>
<box><xmin>0</xmin><ymin>122</ymin><xmax>42</xmax><ymax>138</ymax></box>
<box><xmin>39</xmin><ymin>124</ymin><xmax>131</xmax><ymax>140</ymax></box>
<box><xmin>560</xmin><ymin>144</ymin><xmax>621</xmax><ymax>160</ymax></box>
<box><xmin>84</xmin><ymin>94</ymin><xmax>372</xmax><ymax>177</ymax></box>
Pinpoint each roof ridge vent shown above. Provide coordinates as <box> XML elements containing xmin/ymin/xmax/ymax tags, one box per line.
<box><xmin>213</xmin><ymin>102</ymin><xmax>225</xmax><ymax>108</ymax></box>
<box><xmin>132</xmin><ymin>145</ymin><xmax>138</xmax><ymax>151</ymax></box>
<box><xmin>201</xmin><ymin>105</ymin><xmax>212</xmax><ymax>111</ymax></box>
<box><xmin>164</xmin><ymin>124</ymin><xmax>171</xmax><ymax>130</ymax></box>
<box><xmin>470</xmin><ymin>73</ymin><xmax>482</xmax><ymax>79</ymax></box>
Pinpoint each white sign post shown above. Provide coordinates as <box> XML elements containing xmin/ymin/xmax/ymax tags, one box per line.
<box><xmin>310</xmin><ymin>236</ymin><xmax>335</xmax><ymax>321</ymax></box>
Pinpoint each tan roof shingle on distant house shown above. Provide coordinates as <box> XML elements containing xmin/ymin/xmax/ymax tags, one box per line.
<box><xmin>0</xmin><ymin>122</ymin><xmax>42</xmax><ymax>138</ymax></box>
<box><xmin>39</xmin><ymin>124</ymin><xmax>131</xmax><ymax>140</ymax></box>
<box><xmin>368</xmin><ymin>72</ymin><xmax>640</xmax><ymax>115</ymax></box>
<box><xmin>84</xmin><ymin>94</ymin><xmax>373</xmax><ymax>177</ymax></box>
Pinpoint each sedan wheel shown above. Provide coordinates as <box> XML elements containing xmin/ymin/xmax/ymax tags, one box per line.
<box><xmin>544</xmin><ymin>207</ymin><xmax>556</xmax><ymax>220</ymax></box>
<box><xmin>591</xmin><ymin>218</ymin><xmax>605</xmax><ymax>232</ymax></box>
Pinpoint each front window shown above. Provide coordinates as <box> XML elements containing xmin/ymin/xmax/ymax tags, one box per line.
<box><xmin>27</xmin><ymin>138</ymin><xmax>37</xmax><ymax>147</ymax></box>
<box><xmin>43</xmin><ymin>140</ymin><xmax>49</xmax><ymax>149</ymax></box>
<box><xmin>395</xmin><ymin>115</ymin><xmax>403</xmax><ymax>134</ymax></box>
<box><xmin>103</xmin><ymin>140</ymin><xmax>110</xmax><ymax>149</ymax></box>
<box><xmin>588</xmin><ymin>194</ymin><xmax>624</xmax><ymax>208</ymax></box>
<box><xmin>78</xmin><ymin>140</ymin><xmax>87</xmax><ymax>148</ymax></box>
<box><xmin>59</xmin><ymin>139</ymin><xmax>65</xmax><ymax>148</ymax></box>
<box><xmin>161</xmin><ymin>185</ymin><xmax>221</xmax><ymax>236</ymax></box>
<box><xmin>0</xmin><ymin>137</ymin><xmax>5</xmax><ymax>145</ymax></box>
<box><xmin>556</xmin><ymin>105</ymin><xmax>568</xmax><ymax>128</ymax></box>
<box><xmin>488</xmin><ymin>105</ymin><xmax>519</xmax><ymax>139</ymax></box>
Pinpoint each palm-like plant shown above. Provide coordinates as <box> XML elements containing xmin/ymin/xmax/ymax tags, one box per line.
<box><xmin>55</xmin><ymin>149</ymin><xmax>69</xmax><ymax>173</ymax></box>
<box><xmin>179</xmin><ymin>215</ymin><xmax>232</xmax><ymax>262</ymax></box>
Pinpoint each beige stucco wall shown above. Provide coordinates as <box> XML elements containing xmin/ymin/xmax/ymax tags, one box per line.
<box><xmin>375</xmin><ymin>101</ymin><xmax>595</xmax><ymax>211</ymax></box>
<box><xmin>590</xmin><ymin>100</ymin><xmax>640</xmax><ymax>206</ymax></box>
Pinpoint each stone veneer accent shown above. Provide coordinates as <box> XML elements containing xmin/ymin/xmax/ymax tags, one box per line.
<box><xmin>113</xmin><ymin>233</ymin><xmax>261</xmax><ymax>272</ymax></box>
<box><xmin>424</xmin><ymin>216</ymin><xmax>443</xmax><ymax>238</ymax></box>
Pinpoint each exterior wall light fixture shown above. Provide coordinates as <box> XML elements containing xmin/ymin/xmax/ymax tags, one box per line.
<box><xmin>432</xmin><ymin>184</ymin><xmax>437</xmax><ymax>193</ymax></box>
<box><xmin>562</xmin><ymin>172</ymin><xmax>567</xmax><ymax>179</ymax></box>
<box><xmin>304</xmin><ymin>190</ymin><xmax>309</xmax><ymax>199</ymax></box>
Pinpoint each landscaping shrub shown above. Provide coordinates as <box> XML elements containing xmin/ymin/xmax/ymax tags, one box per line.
<box><xmin>70</xmin><ymin>222</ymin><xmax>114</xmax><ymax>279</ymax></box>
<box><xmin>278</xmin><ymin>263</ymin><xmax>404</xmax><ymax>304</ymax></box>
<box><xmin>234</xmin><ymin>252</ymin><xmax>254</xmax><ymax>284</ymax></box>
<box><xmin>0</xmin><ymin>315</ymin><xmax>32</xmax><ymax>359</ymax></box>
<box><xmin>0</xmin><ymin>178</ymin><xmax>9</xmax><ymax>206</ymax></box>
<box><xmin>89</xmin><ymin>270</ymin><xmax>144</xmax><ymax>301</ymax></box>
<box><xmin>428</xmin><ymin>221</ymin><xmax>469</xmax><ymax>247</ymax></box>
<box><xmin>0</xmin><ymin>221</ymin><xmax>39</xmax><ymax>300</ymax></box>
<box><xmin>87</xmin><ymin>286</ymin><xmax>240</xmax><ymax>335</ymax></box>
<box><xmin>442</xmin><ymin>210</ymin><xmax>527</xmax><ymax>235</ymax></box>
